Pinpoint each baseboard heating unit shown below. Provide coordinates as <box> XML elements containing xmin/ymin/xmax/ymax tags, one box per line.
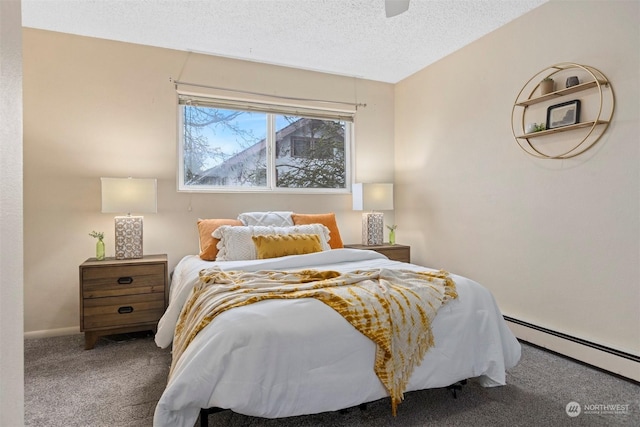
<box><xmin>504</xmin><ymin>316</ymin><xmax>639</xmax><ymax>384</ymax></box>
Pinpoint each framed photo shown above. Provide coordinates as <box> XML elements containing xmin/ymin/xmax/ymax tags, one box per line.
<box><xmin>546</xmin><ymin>100</ymin><xmax>581</xmax><ymax>129</ymax></box>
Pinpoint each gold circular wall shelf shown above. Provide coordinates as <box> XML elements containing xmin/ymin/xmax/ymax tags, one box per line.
<box><xmin>511</xmin><ymin>63</ymin><xmax>615</xmax><ymax>159</ymax></box>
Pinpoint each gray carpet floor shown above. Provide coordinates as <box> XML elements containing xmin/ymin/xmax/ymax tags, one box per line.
<box><xmin>25</xmin><ymin>332</ymin><xmax>639</xmax><ymax>427</ymax></box>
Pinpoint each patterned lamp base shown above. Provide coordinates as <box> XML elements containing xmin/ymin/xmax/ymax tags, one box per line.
<box><xmin>114</xmin><ymin>216</ymin><xmax>144</xmax><ymax>259</ymax></box>
<box><xmin>362</xmin><ymin>212</ymin><xmax>384</xmax><ymax>246</ymax></box>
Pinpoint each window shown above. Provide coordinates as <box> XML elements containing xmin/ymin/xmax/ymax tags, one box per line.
<box><xmin>178</xmin><ymin>95</ymin><xmax>353</xmax><ymax>192</ymax></box>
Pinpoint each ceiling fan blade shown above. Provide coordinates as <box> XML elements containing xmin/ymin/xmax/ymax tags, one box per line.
<box><xmin>385</xmin><ymin>0</ymin><xmax>410</xmax><ymax>18</ymax></box>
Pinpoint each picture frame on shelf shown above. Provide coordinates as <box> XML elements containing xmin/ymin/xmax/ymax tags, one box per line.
<box><xmin>546</xmin><ymin>99</ymin><xmax>581</xmax><ymax>129</ymax></box>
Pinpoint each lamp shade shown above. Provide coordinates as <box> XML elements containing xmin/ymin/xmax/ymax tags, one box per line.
<box><xmin>101</xmin><ymin>177</ymin><xmax>157</xmax><ymax>214</ymax></box>
<box><xmin>352</xmin><ymin>183</ymin><xmax>394</xmax><ymax>211</ymax></box>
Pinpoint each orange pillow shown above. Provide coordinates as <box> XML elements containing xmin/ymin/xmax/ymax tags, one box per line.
<box><xmin>197</xmin><ymin>219</ymin><xmax>243</xmax><ymax>261</ymax></box>
<box><xmin>291</xmin><ymin>213</ymin><xmax>344</xmax><ymax>249</ymax></box>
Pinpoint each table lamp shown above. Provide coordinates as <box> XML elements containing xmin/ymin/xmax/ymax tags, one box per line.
<box><xmin>352</xmin><ymin>183</ymin><xmax>394</xmax><ymax>245</ymax></box>
<box><xmin>101</xmin><ymin>177</ymin><xmax>157</xmax><ymax>259</ymax></box>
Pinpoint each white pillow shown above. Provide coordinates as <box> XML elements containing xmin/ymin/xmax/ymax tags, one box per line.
<box><xmin>213</xmin><ymin>224</ymin><xmax>331</xmax><ymax>261</ymax></box>
<box><xmin>237</xmin><ymin>211</ymin><xmax>294</xmax><ymax>227</ymax></box>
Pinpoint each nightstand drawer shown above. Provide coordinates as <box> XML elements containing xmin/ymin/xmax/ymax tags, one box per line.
<box><xmin>83</xmin><ymin>292</ymin><xmax>165</xmax><ymax>330</ymax></box>
<box><xmin>82</xmin><ymin>264</ymin><xmax>165</xmax><ymax>298</ymax></box>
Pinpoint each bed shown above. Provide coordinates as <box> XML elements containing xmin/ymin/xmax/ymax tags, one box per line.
<box><xmin>153</xmin><ymin>213</ymin><xmax>521</xmax><ymax>427</ymax></box>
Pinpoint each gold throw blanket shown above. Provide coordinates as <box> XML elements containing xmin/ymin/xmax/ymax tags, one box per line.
<box><xmin>171</xmin><ymin>268</ymin><xmax>457</xmax><ymax>415</ymax></box>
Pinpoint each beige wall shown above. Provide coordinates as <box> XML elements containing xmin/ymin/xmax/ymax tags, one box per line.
<box><xmin>395</xmin><ymin>0</ymin><xmax>639</xmax><ymax>368</ymax></box>
<box><xmin>22</xmin><ymin>29</ymin><xmax>394</xmax><ymax>334</ymax></box>
<box><xmin>1</xmin><ymin>0</ymin><xmax>24</xmax><ymax>424</ymax></box>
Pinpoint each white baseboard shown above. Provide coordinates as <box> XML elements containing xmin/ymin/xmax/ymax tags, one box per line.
<box><xmin>506</xmin><ymin>318</ymin><xmax>639</xmax><ymax>383</ymax></box>
<box><xmin>24</xmin><ymin>327</ymin><xmax>81</xmax><ymax>340</ymax></box>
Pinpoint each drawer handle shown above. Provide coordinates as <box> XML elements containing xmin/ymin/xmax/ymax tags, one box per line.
<box><xmin>117</xmin><ymin>277</ymin><xmax>134</xmax><ymax>285</ymax></box>
<box><xmin>118</xmin><ymin>306</ymin><xmax>134</xmax><ymax>314</ymax></box>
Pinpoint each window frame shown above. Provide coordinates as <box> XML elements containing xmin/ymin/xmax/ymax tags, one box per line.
<box><xmin>177</xmin><ymin>93</ymin><xmax>354</xmax><ymax>194</ymax></box>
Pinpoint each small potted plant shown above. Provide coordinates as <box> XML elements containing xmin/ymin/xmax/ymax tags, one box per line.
<box><xmin>534</xmin><ymin>123</ymin><xmax>546</xmax><ymax>132</ymax></box>
<box><xmin>540</xmin><ymin>77</ymin><xmax>554</xmax><ymax>95</ymax></box>
<box><xmin>89</xmin><ymin>230</ymin><xmax>105</xmax><ymax>260</ymax></box>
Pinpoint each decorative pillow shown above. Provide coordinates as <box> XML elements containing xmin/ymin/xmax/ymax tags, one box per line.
<box><xmin>237</xmin><ymin>211</ymin><xmax>294</xmax><ymax>227</ymax></box>
<box><xmin>291</xmin><ymin>212</ymin><xmax>344</xmax><ymax>249</ymax></box>
<box><xmin>213</xmin><ymin>224</ymin><xmax>331</xmax><ymax>261</ymax></box>
<box><xmin>197</xmin><ymin>219</ymin><xmax>243</xmax><ymax>261</ymax></box>
<box><xmin>252</xmin><ymin>234</ymin><xmax>323</xmax><ymax>259</ymax></box>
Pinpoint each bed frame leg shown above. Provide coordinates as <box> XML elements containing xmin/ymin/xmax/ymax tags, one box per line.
<box><xmin>446</xmin><ymin>379</ymin><xmax>468</xmax><ymax>399</ymax></box>
<box><xmin>199</xmin><ymin>409</ymin><xmax>209</xmax><ymax>427</ymax></box>
<box><xmin>338</xmin><ymin>402</ymin><xmax>368</xmax><ymax>415</ymax></box>
<box><xmin>199</xmin><ymin>407</ymin><xmax>225</xmax><ymax>427</ymax></box>
<box><xmin>199</xmin><ymin>409</ymin><xmax>208</xmax><ymax>427</ymax></box>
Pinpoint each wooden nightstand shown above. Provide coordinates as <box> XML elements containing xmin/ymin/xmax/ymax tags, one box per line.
<box><xmin>79</xmin><ymin>254</ymin><xmax>168</xmax><ymax>350</ymax></box>
<box><xmin>344</xmin><ymin>243</ymin><xmax>410</xmax><ymax>263</ymax></box>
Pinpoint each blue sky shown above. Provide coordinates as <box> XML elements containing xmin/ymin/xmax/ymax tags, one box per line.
<box><xmin>199</xmin><ymin>109</ymin><xmax>291</xmax><ymax>168</ymax></box>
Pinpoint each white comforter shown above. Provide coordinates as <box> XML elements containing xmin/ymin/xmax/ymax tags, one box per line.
<box><xmin>154</xmin><ymin>249</ymin><xmax>521</xmax><ymax>427</ymax></box>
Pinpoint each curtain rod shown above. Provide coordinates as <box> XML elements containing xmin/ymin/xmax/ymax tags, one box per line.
<box><xmin>170</xmin><ymin>78</ymin><xmax>366</xmax><ymax>109</ymax></box>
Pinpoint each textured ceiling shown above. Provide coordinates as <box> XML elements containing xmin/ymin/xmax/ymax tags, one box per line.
<box><xmin>22</xmin><ymin>0</ymin><xmax>548</xmax><ymax>83</ymax></box>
